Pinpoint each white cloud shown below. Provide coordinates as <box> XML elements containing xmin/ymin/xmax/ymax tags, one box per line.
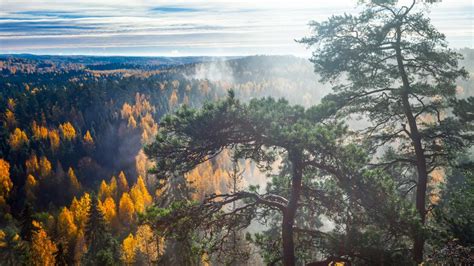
<box><xmin>0</xmin><ymin>0</ymin><xmax>472</xmax><ymax>55</ymax></box>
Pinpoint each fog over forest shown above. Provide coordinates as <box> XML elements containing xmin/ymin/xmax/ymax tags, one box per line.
<box><xmin>0</xmin><ymin>1</ymin><xmax>473</xmax><ymax>266</ymax></box>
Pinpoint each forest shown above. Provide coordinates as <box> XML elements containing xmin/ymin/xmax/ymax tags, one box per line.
<box><xmin>0</xmin><ymin>1</ymin><xmax>473</xmax><ymax>266</ymax></box>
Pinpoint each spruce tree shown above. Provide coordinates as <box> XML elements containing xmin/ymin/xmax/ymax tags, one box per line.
<box><xmin>83</xmin><ymin>195</ymin><xmax>119</xmax><ymax>265</ymax></box>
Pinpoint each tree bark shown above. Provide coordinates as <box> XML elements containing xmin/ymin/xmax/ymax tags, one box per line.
<box><xmin>395</xmin><ymin>26</ymin><xmax>428</xmax><ymax>264</ymax></box>
<box><xmin>282</xmin><ymin>150</ymin><xmax>303</xmax><ymax>266</ymax></box>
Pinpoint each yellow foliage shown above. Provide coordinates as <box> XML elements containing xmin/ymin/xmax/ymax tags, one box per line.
<box><xmin>70</xmin><ymin>193</ymin><xmax>91</xmax><ymax>229</ymax></box>
<box><xmin>121</xmin><ymin>233</ymin><xmax>137</xmax><ymax>264</ymax></box>
<box><xmin>25</xmin><ymin>154</ymin><xmax>39</xmax><ymax>174</ymax></box>
<box><xmin>5</xmin><ymin>109</ymin><xmax>16</xmax><ymax>128</ymax></box>
<box><xmin>98</xmin><ymin>180</ymin><xmax>110</xmax><ymax>201</ymax></box>
<box><xmin>39</xmin><ymin>156</ymin><xmax>52</xmax><ymax>178</ymax></box>
<box><xmin>83</xmin><ymin>130</ymin><xmax>94</xmax><ymax>145</ymax></box>
<box><xmin>135</xmin><ymin>150</ymin><xmax>148</xmax><ymax>178</ymax></box>
<box><xmin>137</xmin><ymin>176</ymin><xmax>152</xmax><ymax>206</ymax></box>
<box><xmin>59</xmin><ymin>122</ymin><xmax>76</xmax><ymax>141</ymax></box>
<box><xmin>48</xmin><ymin>129</ymin><xmax>60</xmax><ymax>151</ymax></box>
<box><xmin>0</xmin><ymin>229</ymin><xmax>6</xmax><ymax>248</ymax></box>
<box><xmin>32</xmin><ymin>121</ymin><xmax>49</xmax><ymax>140</ymax></box>
<box><xmin>168</xmin><ymin>90</ymin><xmax>179</xmax><ymax>108</ymax></box>
<box><xmin>121</xmin><ymin>103</ymin><xmax>133</xmax><ymax>119</ymax></box>
<box><xmin>119</xmin><ymin>192</ymin><xmax>135</xmax><ymax>225</ymax></box>
<box><xmin>130</xmin><ymin>185</ymin><xmax>145</xmax><ymax>213</ymax></box>
<box><xmin>136</xmin><ymin>224</ymin><xmax>163</xmax><ymax>263</ymax></box>
<box><xmin>57</xmin><ymin>207</ymin><xmax>78</xmax><ymax>240</ymax></box>
<box><xmin>31</xmin><ymin>221</ymin><xmax>57</xmax><ymax>266</ymax></box>
<box><xmin>68</xmin><ymin>167</ymin><xmax>81</xmax><ymax>194</ymax></box>
<box><xmin>118</xmin><ymin>171</ymin><xmax>129</xmax><ymax>193</ymax></box>
<box><xmin>109</xmin><ymin>176</ymin><xmax>118</xmax><ymax>199</ymax></box>
<box><xmin>8</xmin><ymin>128</ymin><xmax>29</xmax><ymax>150</ymax></box>
<box><xmin>128</xmin><ymin>116</ymin><xmax>137</xmax><ymax>129</ymax></box>
<box><xmin>99</xmin><ymin>196</ymin><xmax>117</xmax><ymax>225</ymax></box>
<box><xmin>0</xmin><ymin>159</ymin><xmax>13</xmax><ymax>201</ymax></box>
<box><xmin>25</xmin><ymin>174</ymin><xmax>37</xmax><ymax>200</ymax></box>
<box><xmin>139</xmin><ymin>113</ymin><xmax>158</xmax><ymax>144</ymax></box>
<box><xmin>186</xmin><ymin>159</ymin><xmax>227</xmax><ymax>200</ymax></box>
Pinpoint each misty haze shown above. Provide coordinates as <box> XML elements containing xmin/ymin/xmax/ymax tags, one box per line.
<box><xmin>0</xmin><ymin>0</ymin><xmax>473</xmax><ymax>265</ymax></box>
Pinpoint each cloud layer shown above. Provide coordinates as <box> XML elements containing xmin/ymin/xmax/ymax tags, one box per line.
<box><xmin>0</xmin><ymin>0</ymin><xmax>472</xmax><ymax>56</ymax></box>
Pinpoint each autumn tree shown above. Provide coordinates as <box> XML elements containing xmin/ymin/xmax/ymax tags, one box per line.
<box><xmin>32</xmin><ymin>121</ymin><xmax>48</xmax><ymax>140</ymax></box>
<box><xmin>0</xmin><ymin>159</ymin><xmax>13</xmax><ymax>209</ymax></box>
<box><xmin>299</xmin><ymin>0</ymin><xmax>471</xmax><ymax>262</ymax></box>
<box><xmin>8</xmin><ymin>128</ymin><xmax>29</xmax><ymax>150</ymax></box>
<box><xmin>39</xmin><ymin>156</ymin><xmax>52</xmax><ymax>178</ymax></box>
<box><xmin>119</xmin><ymin>192</ymin><xmax>135</xmax><ymax>226</ymax></box>
<box><xmin>67</xmin><ymin>167</ymin><xmax>81</xmax><ymax>196</ymax></box>
<box><xmin>130</xmin><ymin>176</ymin><xmax>152</xmax><ymax>213</ymax></box>
<box><xmin>57</xmin><ymin>207</ymin><xmax>78</xmax><ymax>241</ymax></box>
<box><xmin>109</xmin><ymin>176</ymin><xmax>118</xmax><ymax>200</ymax></box>
<box><xmin>30</xmin><ymin>221</ymin><xmax>57</xmax><ymax>266</ymax></box>
<box><xmin>135</xmin><ymin>224</ymin><xmax>162</xmax><ymax>265</ymax></box>
<box><xmin>59</xmin><ymin>122</ymin><xmax>76</xmax><ymax>141</ymax></box>
<box><xmin>98</xmin><ymin>180</ymin><xmax>110</xmax><ymax>201</ymax></box>
<box><xmin>70</xmin><ymin>193</ymin><xmax>91</xmax><ymax>230</ymax></box>
<box><xmin>25</xmin><ymin>174</ymin><xmax>37</xmax><ymax>201</ymax></box>
<box><xmin>25</xmin><ymin>154</ymin><xmax>39</xmax><ymax>175</ymax></box>
<box><xmin>48</xmin><ymin>130</ymin><xmax>60</xmax><ymax>151</ymax></box>
<box><xmin>99</xmin><ymin>196</ymin><xmax>117</xmax><ymax>227</ymax></box>
<box><xmin>121</xmin><ymin>233</ymin><xmax>137</xmax><ymax>265</ymax></box>
<box><xmin>83</xmin><ymin>130</ymin><xmax>94</xmax><ymax>146</ymax></box>
<box><xmin>118</xmin><ymin>171</ymin><xmax>129</xmax><ymax>194</ymax></box>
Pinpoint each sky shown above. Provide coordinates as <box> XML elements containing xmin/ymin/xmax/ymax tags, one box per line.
<box><xmin>0</xmin><ymin>0</ymin><xmax>472</xmax><ymax>56</ymax></box>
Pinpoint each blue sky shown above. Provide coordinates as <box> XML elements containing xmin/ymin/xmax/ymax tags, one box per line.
<box><xmin>0</xmin><ymin>0</ymin><xmax>472</xmax><ymax>56</ymax></box>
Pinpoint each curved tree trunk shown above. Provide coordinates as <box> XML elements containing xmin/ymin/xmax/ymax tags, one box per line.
<box><xmin>395</xmin><ymin>26</ymin><xmax>428</xmax><ymax>264</ymax></box>
<box><xmin>282</xmin><ymin>151</ymin><xmax>303</xmax><ymax>266</ymax></box>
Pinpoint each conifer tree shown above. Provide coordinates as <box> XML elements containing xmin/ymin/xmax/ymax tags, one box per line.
<box><xmin>83</xmin><ymin>195</ymin><xmax>119</xmax><ymax>265</ymax></box>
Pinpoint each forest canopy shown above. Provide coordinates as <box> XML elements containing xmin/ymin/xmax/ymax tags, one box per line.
<box><xmin>0</xmin><ymin>0</ymin><xmax>473</xmax><ymax>265</ymax></box>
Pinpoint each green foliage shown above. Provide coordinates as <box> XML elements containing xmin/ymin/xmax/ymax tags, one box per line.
<box><xmin>429</xmin><ymin>161</ymin><xmax>474</xmax><ymax>264</ymax></box>
<box><xmin>83</xmin><ymin>196</ymin><xmax>119</xmax><ymax>266</ymax></box>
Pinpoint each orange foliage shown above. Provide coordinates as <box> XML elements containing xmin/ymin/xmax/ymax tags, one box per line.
<box><xmin>39</xmin><ymin>156</ymin><xmax>52</xmax><ymax>178</ymax></box>
<box><xmin>70</xmin><ymin>193</ymin><xmax>91</xmax><ymax>229</ymax></box>
<box><xmin>0</xmin><ymin>159</ymin><xmax>13</xmax><ymax>206</ymax></box>
<box><xmin>136</xmin><ymin>224</ymin><xmax>163</xmax><ymax>264</ymax></box>
<box><xmin>8</xmin><ymin>128</ymin><xmax>29</xmax><ymax>150</ymax></box>
<box><xmin>118</xmin><ymin>171</ymin><xmax>129</xmax><ymax>193</ymax></box>
<box><xmin>119</xmin><ymin>192</ymin><xmax>135</xmax><ymax>226</ymax></box>
<box><xmin>98</xmin><ymin>180</ymin><xmax>110</xmax><ymax>201</ymax></box>
<box><xmin>83</xmin><ymin>130</ymin><xmax>94</xmax><ymax>145</ymax></box>
<box><xmin>59</xmin><ymin>122</ymin><xmax>76</xmax><ymax>141</ymax></box>
<box><xmin>25</xmin><ymin>154</ymin><xmax>39</xmax><ymax>174</ymax></box>
<box><xmin>128</xmin><ymin>116</ymin><xmax>137</xmax><ymax>129</ymax></box>
<box><xmin>57</xmin><ymin>207</ymin><xmax>78</xmax><ymax>240</ymax></box>
<box><xmin>109</xmin><ymin>176</ymin><xmax>118</xmax><ymax>199</ymax></box>
<box><xmin>168</xmin><ymin>90</ymin><xmax>179</xmax><ymax>108</ymax></box>
<box><xmin>121</xmin><ymin>233</ymin><xmax>137</xmax><ymax>264</ymax></box>
<box><xmin>32</xmin><ymin>121</ymin><xmax>49</xmax><ymax>140</ymax></box>
<box><xmin>68</xmin><ymin>167</ymin><xmax>81</xmax><ymax>194</ymax></box>
<box><xmin>121</xmin><ymin>103</ymin><xmax>133</xmax><ymax>120</ymax></box>
<box><xmin>99</xmin><ymin>196</ymin><xmax>117</xmax><ymax>225</ymax></box>
<box><xmin>4</xmin><ymin>109</ymin><xmax>16</xmax><ymax>129</ymax></box>
<box><xmin>25</xmin><ymin>174</ymin><xmax>37</xmax><ymax>200</ymax></box>
<box><xmin>48</xmin><ymin>129</ymin><xmax>60</xmax><ymax>151</ymax></box>
<box><xmin>31</xmin><ymin>221</ymin><xmax>57</xmax><ymax>266</ymax></box>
